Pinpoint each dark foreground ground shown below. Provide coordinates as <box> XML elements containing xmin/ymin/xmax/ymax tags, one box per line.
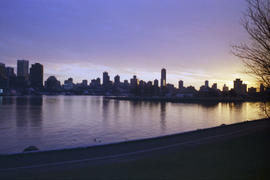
<box><xmin>0</xmin><ymin>119</ymin><xmax>269</xmax><ymax>180</ymax></box>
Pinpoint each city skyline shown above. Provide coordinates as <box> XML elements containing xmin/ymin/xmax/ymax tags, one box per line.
<box><xmin>0</xmin><ymin>60</ymin><xmax>263</xmax><ymax>92</ymax></box>
<box><xmin>0</xmin><ymin>0</ymin><xmax>256</xmax><ymax>89</ymax></box>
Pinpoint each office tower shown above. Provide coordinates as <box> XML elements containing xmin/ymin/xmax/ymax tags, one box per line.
<box><xmin>103</xmin><ymin>72</ymin><xmax>110</xmax><ymax>86</ymax></box>
<box><xmin>212</xmin><ymin>83</ymin><xmax>217</xmax><ymax>90</ymax></box>
<box><xmin>154</xmin><ymin>79</ymin><xmax>159</xmax><ymax>87</ymax></box>
<box><xmin>260</xmin><ymin>83</ymin><xmax>265</xmax><ymax>93</ymax></box>
<box><xmin>0</xmin><ymin>63</ymin><xmax>7</xmax><ymax>89</ymax></box>
<box><xmin>5</xmin><ymin>67</ymin><xmax>15</xmax><ymax>77</ymax></box>
<box><xmin>30</xmin><ymin>63</ymin><xmax>43</xmax><ymax>89</ymax></box>
<box><xmin>114</xmin><ymin>75</ymin><xmax>120</xmax><ymax>85</ymax></box>
<box><xmin>242</xmin><ymin>83</ymin><xmax>247</xmax><ymax>93</ymax></box>
<box><xmin>17</xmin><ymin>60</ymin><xmax>29</xmax><ymax>78</ymax></box>
<box><xmin>234</xmin><ymin>79</ymin><xmax>242</xmax><ymax>94</ymax></box>
<box><xmin>0</xmin><ymin>63</ymin><xmax>5</xmax><ymax>77</ymax></box>
<box><xmin>233</xmin><ymin>78</ymin><xmax>247</xmax><ymax>94</ymax></box>
<box><xmin>205</xmin><ymin>80</ymin><xmax>209</xmax><ymax>88</ymax></box>
<box><xmin>130</xmin><ymin>75</ymin><xmax>138</xmax><ymax>87</ymax></box>
<box><xmin>96</xmin><ymin>78</ymin><xmax>101</xmax><ymax>86</ymax></box>
<box><xmin>223</xmin><ymin>84</ymin><xmax>229</xmax><ymax>92</ymax></box>
<box><xmin>124</xmin><ymin>80</ymin><xmax>129</xmax><ymax>86</ymax></box>
<box><xmin>160</xmin><ymin>68</ymin><xmax>166</xmax><ymax>87</ymax></box>
<box><xmin>178</xmin><ymin>80</ymin><xmax>184</xmax><ymax>89</ymax></box>
<box><xmin>82</xmin><ymin>80</ymin><xmax>88</xmax><ymax>87</ymax></box>
<box><xmin>147</xmin><ymin>81</ymin><xmax>153</xmax><ymax>87</ymax></box>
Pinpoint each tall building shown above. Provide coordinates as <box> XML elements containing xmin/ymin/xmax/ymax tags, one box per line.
<box><xmin>223</xmin><ymin>84</ymin><xmax>229</xmax><ymax>92</ymax></box>
<box><xmin>0</xmin><ymin>63</ymin><xmax>7</xmax><ymax>89</ymax></box>
<box><xmin>114</xmin><ymin>75</ymin><xmax>120</xmax><ymax>85</ymax></box>
<box><xmin>82</xmin><ymin>80</ymin><xmax>88</xmax><ymax>87</ymax></box>
<box><xmin>260</xmin><ymin>83</ymin><xmax>265</xmax><ymax>93</ymax></box>
<box><xmin>103</xmin><ymin>72</ymin><xmax>110</xmax><ymax>86</ymax></box>
<box><xmin>0</xmin><ymin>63</ymin><xmax>5</xmax><ymax>77</ymax></box>
<box><xmin>5</xmin><ymin>67</ymin><xmax>15</xmax><ymax>77</ymax></box>
<box><xmin>212</xmin><ymin>83</ymin><xmax>217</xmax><ymax>90</ymax></box>
<box><xmin>205</xmin><ymin>80</ymin><xmax>209</xmax><ymax>88</ymax></box>
<box><xmin>178</xmin><ymin>80</ymin><xmax>184</xmax><ymax>89</ymax></box>
<box><xmin>154</xmin><ymin>79</ymin><xmax>159</xmax><ymax>87</ymax></box>
<box><xmin>233</xmin><ymin>78</ymin><xmax>247</xmax><ymax>94</ymax></box>
<box><xmin>160</xmin><ymin>68</ymin><xmax>166</xmax><ymax>87</ymax></box>
<box><xmin>17</xmin><ymin>60</ymin><xmax>29</xmax><ymax>78</ymax></box>
<box><xmin>30</xmin><ymin>63</ymin><xmax>43</xmax><ymax>89</ymax></box>
<box><xmin>130</xmin><ymin>75</ymin><xmax>138</xmax><ymax>87</ymax></box>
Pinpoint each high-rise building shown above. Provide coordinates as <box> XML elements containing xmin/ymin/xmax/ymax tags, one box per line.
<box><xmin>154</xmin><ymin>79</ymin><xmax>159</xmax><ymax>87</ymax></box>
<box><xmin>205</xmin><ymin>80</ymin><xmax>209</xmax><ymax>88</ymax></box>
<box><xmin>130</xmin><ymin>75</ymin><xmax>138</xmax><ymax>87</ymax></box>
<box><xmin>114</xmin><ymin>75</ymin><xmax>120</xmax><ymax>85</ymax></box>
<box><xmin>5</xmin><ymin>67</ymin><xmax>15</xmax><ymax>77</ymax></box>
<box><xmin>234</xmin><ymin>78</ymin><xmax>242</xmax><ymax>94</ymax></box>
<box><xmin>17</xmin><ymin>60</ymin><xmax>29</xmax><ymax>78</ymax></box>
<box><xmin>260</xmin><ymin>83</ymin><xmax>265</xmax><ymax>93</ymax></box>
<box><xmin>212</xmin><ymin>83</ymin><xmax>217</xmax><ymax>90</ymax></box>
<box><xmin>30</xmin><ymin>63</ymin><xmax>43</xmax><ymax>89</ymax></box>
<box><xmin>242</xmin><ymin>83</ymin><xmax>247</xmax><ymax>93</ymax></box>
<box><xmin>0</xmin><ymin>63</ymin><xmax>6</xmax><ymax>77</ymax></box>
<box><xmin>233</xmin><ymin>78</ymin><xmax>247</xmax><ymax>94</ymax></box>
<box><xmin>124</xmin><ymin>80</ymin><xmax>129</xmax><ymax>86</ymax></box>
<box><xmin>82</xmin><ymin>80</ymin><xmax>88</xmax><ymax>87</ymax></box>
<box><xmin>223</xmin><ymin>84</ymin><xmax>229</xmax><ymax>92</ymax></box>
<box><xmin>103</xmin><ymin>72</ymin><xmax>110</xmax><ymax>86</ymax></box>
<box><xmin>0</xmin><ymin>63</ymin><xmax>7</xmax><ymax>89</ymax></box>
<box><xmin>161</xmin><ymin>68</ymin><xmax>166</xmax><ymax>87</ymax></box>
<box><xmin>178</xmin><ymin>80</ymin><xmax>184</xmax><ymax>89</ymax></box>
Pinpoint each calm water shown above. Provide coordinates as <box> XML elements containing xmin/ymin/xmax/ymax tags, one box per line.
<box><xmin>0</xmin><ymin>96</ymin><xmax>265</xmax><ymax>154</ymax></box>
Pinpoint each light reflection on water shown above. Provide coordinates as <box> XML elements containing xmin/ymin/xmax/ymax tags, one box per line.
<box><xmin>0</xmin><ymin>96</ymin><xmax>266</xmax><ymax>154</ymax></box>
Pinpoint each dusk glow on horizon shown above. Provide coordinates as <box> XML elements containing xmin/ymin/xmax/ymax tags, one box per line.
<box><xmin>0</xmin><ymin>0</ymin><xmax>256</xmax><ymax>89</ymax></box>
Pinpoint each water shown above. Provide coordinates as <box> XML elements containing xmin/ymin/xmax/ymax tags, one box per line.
<box><xmin>0</xmin><ymin>96</ymin><xmax>265</xmax><ymax>154</ymax></box>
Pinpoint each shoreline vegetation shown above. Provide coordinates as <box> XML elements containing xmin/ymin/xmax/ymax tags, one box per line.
<box><xmin>0</xmin><ymin>118</ymin><xmax>269</xmax><ymax>179</ymax></box>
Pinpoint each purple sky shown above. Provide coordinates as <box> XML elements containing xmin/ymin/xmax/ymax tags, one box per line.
<box><xmin>0</xmin><ymin>0</ymin><xmax>254</xmax><ymax>89</ymax></box>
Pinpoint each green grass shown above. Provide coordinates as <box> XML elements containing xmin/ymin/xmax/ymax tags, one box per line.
<box><xmin>31</xmin><ymin>129</ymin><xmax>270</xmax><ymax>180</ymax></box>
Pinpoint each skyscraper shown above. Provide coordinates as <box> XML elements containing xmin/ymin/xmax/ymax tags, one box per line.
<box><xmin>114</xmin><ymin>75</ymin><xmax>120</xmax><ymax>85</ymax></box>
<box><xmin>154</xmin><ymin>79</ymin><xmax>159</xmax><ymax>87</ymax></box>
<box><xmin>260</xmin><ymin>83</ymin><xmax>265</xmax><ymax>93</ymax></box>
<box><xmin>30</xmin><ymin>63</ymin><xmax>43</xmax><ymax>89</ymax></box>
<box><xmin>161</xmin><ymin>68</ymin><xmax>166</xmax><ymax>87</ymax></box>
<box><xmin>223</xmin><ymin>84</ymin><xmax>229</xmax><ymax>92</ymax></box>
<box><xmin>5</xmin><ymin>67</ymin><xmax>15</xmax><ymax>77</ymax></box>
<box><xmin>233</xmin><ymin>78</ymin><xmax>247</xmax><ymax>94</ymax></box>
<box><xmin>212</xmin><ymin>83</ymin><xmax>217</xmax><ymax>90</ymax></box>
<box><xmin>103</xmin><ymin>72</ymin><xmax>110</xmax><ymax>86</ymax></box>
<box><xmin>205</xmin><ymin>80</ymin><xmax>209</xmax><ymax>88</ymax></box>
<box><xmin>178</xmin><ymin>80</ymin><xmax>184</xmax><ymax>89</ymax></box>
<box><xmin>0</xmin><ymin>63</ymin><xmax>5</xmax><ymax>78</ymax></box>
<box><xmin>17</xmin><ymin>60</ymin><xmax>29</xmax><ymax>78</ymax></box>
<box><xmin>130</xmin><ymin>75</ymin><xmax>138</xmax><ymax>87</ymax></box>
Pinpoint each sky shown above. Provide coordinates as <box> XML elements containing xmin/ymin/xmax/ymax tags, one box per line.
<box><xmin>0</xmin><ymin>0</ymin><xmax>256</xmax><ymax>89</ymax></box>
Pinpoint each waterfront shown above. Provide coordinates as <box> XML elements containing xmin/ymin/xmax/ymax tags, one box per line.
<box><xmin>0</xmin><ymin>96</ymin><xmax>266</xmax><ymax>154</ymax></box>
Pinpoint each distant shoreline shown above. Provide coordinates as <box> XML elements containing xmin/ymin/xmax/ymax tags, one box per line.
<box><xmin>0</xmin><ymin>94</ymin><xmax>268</xmax><ymax>103</ymax></box>
<box><xmin>105</xmin><ymin>96</ymin><xmax>267</xmax><ymax>103</ymax></box>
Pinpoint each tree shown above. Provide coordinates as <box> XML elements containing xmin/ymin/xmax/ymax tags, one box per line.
<box><xmin>232</xmin><ymin>0</ymin><xmax>270</xmax><ymax>88</ymax></box>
